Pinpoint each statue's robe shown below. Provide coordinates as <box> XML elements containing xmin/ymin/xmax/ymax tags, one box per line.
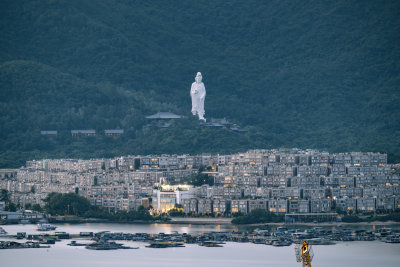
<box><xmin>190</xmin><ymin>82</ymin><xmax>206</xmax><ymax>119</ymax></box>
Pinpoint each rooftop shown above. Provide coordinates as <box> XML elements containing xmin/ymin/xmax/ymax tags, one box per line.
<box><xmin>41</xmin><ymin>130</ymin><xmax>58</xmax><ymax>135</ymax></box>
<box><xmin>104</xmin><ymin>129</ymin><xmax>124</xmax><ymax>134</ymax></box>
<box><xmin>146</xmin><ymin>112</ymin><xmax>183</xmax><ymax>119</ymax></box>
<box><xmin>71</xmin><ymin>130</ymin><xmax>96</xmax><ymax>134</ymax></box>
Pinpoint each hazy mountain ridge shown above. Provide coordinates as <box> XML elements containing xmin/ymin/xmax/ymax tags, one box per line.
<box><xmin>0</xmin><ymin>0</ymin><xmax>399</xmax><ymax>166</ymax></box>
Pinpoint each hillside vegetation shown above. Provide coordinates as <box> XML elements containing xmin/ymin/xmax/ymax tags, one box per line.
<box><xmin>0</xmin><ymin>0</ymin><xmax>399</xmax><ymax>167</ymax></box>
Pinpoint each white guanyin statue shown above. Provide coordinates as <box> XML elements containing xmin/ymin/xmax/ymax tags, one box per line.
<box><xmin>190</xmin><ymin>72</ymin><xmax>206</xmax><ymax>121</ymax></box>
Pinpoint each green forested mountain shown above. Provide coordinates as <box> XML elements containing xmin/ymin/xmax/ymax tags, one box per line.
<box><xmin>0</xmin><ymin>0</ymin><xmax>399</xmax><ymax>167</ymax></box>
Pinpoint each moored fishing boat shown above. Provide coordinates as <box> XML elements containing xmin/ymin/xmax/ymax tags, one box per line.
<box><xmin>37</xmin><ymin>224</ymin><xmax>57</xmax><ymax>231</ymax></box>
<box><xmin>0</xmin><ymin>227</ymin><xmax>7</xmax><ymax>236</ymax></box>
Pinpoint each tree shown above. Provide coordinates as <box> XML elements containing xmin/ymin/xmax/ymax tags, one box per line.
<box><xmin>44</xmin><ymin>192</ymin><xmax>90</xmax><ymax>216</ymax></box>
<box><xmin>6</xmin><ymin>202</ymin><xmax>17</xmax><ymax>212</ymax></box>
<box><xmin>335</xmin><ymin>207</ymin><xmax>346</xmax><ymax>215</ymax></box>
<box><xmin>189</xmin><ymin>173</ymin><xmax>214</xmax><ymax>186</ymax></box>
<box><xmin>0</xmin><ymin>189</ymin><xmax>10</xmax><ymax>203</ymax></box>
<box><xmin>32</xmin><ymin>204</ymin><xmax>42</xmax><ymax>212</ymax></box>
<box><xmin>169</xmin><ymin>204</ymin><xmax>184</xmax><ymax>217</ymax></box>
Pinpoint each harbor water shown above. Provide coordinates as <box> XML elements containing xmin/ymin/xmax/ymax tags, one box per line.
<box><xmin>1</xmin><ymin>223</ymin><xmax>400</xmax><ymax>267</ymax></box>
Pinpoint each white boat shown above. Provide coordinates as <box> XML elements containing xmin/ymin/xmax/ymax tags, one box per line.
<box><xmin>37</xmin><ymin>223</ymin><xmax>57</xmax><ymax>231</ymax></box>
<box><xmin>0</xmin><ymin>227</ymin><xmax>7</xmax><ymax>235</ymax></box>
<box><xmin>386</xmin><ymin>234</ymin><xmax>400</xmax><ymax>243</ymax></box>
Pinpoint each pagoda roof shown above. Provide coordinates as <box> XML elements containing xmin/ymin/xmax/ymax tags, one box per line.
<box><xmin>146</xmin><ymin>112</ymin><xmax>183</xmax><ymax>119</ymax></box>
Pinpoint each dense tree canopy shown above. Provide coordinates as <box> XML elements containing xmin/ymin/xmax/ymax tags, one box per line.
<box><xmin>44</xmin><ymin>192</ymin><xmax>91</xmax><ymax>216</ymax></box>
<box><xmin>0</xmin><ymin>189</ymin><xmax>17</xmax><ymax>211</ymax></box>
<box><xmin>0</xmin><ymin>0</ymin><xmax>399</xmax><ymax>166</ymax></box>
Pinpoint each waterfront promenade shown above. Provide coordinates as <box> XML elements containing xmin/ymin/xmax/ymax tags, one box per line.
<box><xmin>169</xmin><ymin>217</ymin><xmax>232</xmax><ymax>224</ymax></box>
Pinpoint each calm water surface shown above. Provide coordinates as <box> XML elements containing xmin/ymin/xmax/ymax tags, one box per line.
<box><xmin>1</xmin><ymin>223</ymin><xmax>399</xmax><ymax>267</ymax></box>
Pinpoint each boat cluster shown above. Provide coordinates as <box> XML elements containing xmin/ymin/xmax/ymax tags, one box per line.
<box><xmin>0</xmin><ymin>241</ymin><xmax>50</xmax><ymax>249</ymax></box>
<box><xmin>0</xmin><ymin>227</ymin><xmax>7</xmax><ymax>236</ymax></box>
<box><xmin>85</xmin><ymin>239</ymin><xmax>138</xmax><ymax>250</ymax></box>
<box><xmin>37</xmin><ymin>223</ymin><xmax>57</xmax><ymax>231</ymax></box>
<box><xmin>247</xmin><ymin>227</ymin><xmax>400</xmax><ymax>246</ymax></box>
<box><xmin>20</xmin><ymin>231</ymin><xmax>70</xmax><ymax>244</ymax></box>
<box><xmin>1</xmin><ymin>226</ymin><xmax>399</xmax><ymax>250</ymax></box>
<box><xmin>73</xmin><ymin>226</ymin><xmax>400</xmax><ymax>248</ymax></box>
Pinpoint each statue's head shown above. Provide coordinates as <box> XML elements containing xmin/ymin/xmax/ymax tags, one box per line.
<box><xmin>195</xmin><ymin>72</ymin><xmax>202</xmax><ymax>83</ymax></box>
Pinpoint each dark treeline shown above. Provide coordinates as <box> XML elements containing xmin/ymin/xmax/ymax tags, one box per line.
<box><xmin>1</xmin><ymin>0</ymin><xmax>399</xmax><ymax>167</ymax></box>
<box><xmin>0</xmin><ymin>189</ymin><xmax>17</xmax><ymax>211</ymax></box>
<box><xmin>44</xmin><ymin>192</ymin><xmax>155</xmax><ymax>221</ymax></box>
